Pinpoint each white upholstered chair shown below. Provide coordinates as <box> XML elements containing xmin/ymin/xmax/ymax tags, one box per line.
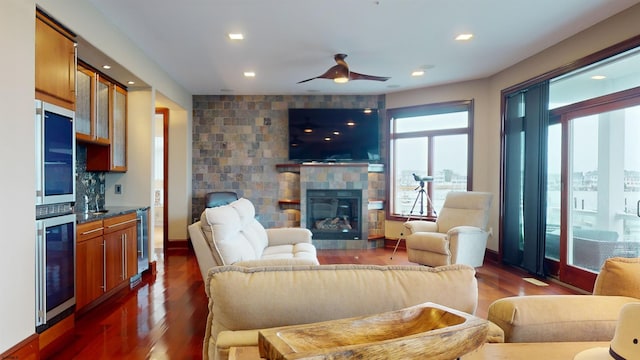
<box><xmin>404</xmin><ymin>191</ymin><xmax>493</xmax><ymax>267</ymax></box>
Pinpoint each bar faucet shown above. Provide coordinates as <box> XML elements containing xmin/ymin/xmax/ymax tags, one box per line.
<box><xmin>83</xmin><ymin>194</ymin><xmax>89</xmax><ymax>213</ymax></box>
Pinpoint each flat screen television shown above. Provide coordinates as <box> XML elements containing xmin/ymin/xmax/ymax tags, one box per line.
<box><xmin>288</xmin><ymin>108</ymin><xmax>380</xmax><ymax>162</ymax></box>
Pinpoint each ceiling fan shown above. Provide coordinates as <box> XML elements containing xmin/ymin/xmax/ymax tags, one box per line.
<box><xmin>297</xmin><ymin>54</ymin><xmax>390</xmax><ymax>84</ymax></box>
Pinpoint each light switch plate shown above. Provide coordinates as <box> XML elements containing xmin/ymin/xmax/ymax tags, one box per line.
<box><xmin>115</xmin><ymin>184</ymin><xmax>122</xmax><ymax>194</ymax></box>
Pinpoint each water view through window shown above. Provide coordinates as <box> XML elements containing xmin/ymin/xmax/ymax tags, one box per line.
<box><xmin>546</xmin><ymin>104</ymin><xmax>640</xmax><ymax>271</ymax></box>
<box><xmin>389</xmin><ymin>104</ymin><xmax>471</xmax><ymax>218</ymax></box>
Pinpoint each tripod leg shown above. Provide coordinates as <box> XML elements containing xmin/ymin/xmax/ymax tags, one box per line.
<box><xmin>391</xmin><ymin>190</ymin><xmax>423</xmax><ymax>259</ymax></box>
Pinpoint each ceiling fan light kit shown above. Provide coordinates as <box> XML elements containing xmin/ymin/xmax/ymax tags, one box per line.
<box><xmin>298</xmin><ymin>53</ymin><xmax>390</xmax><ymax>84</ymax></box>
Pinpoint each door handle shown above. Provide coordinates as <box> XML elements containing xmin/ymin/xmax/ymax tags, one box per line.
<box><xmin>637</xmin><ymin>200</ymin><xmax>640</xmax><ymax>217</ymax></box>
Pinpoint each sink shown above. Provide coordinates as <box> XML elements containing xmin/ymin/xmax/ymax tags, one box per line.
<box><xmin>91</xmin><ymin>210</ymin><xmax>109</xmax><ymax>215</ymax></box>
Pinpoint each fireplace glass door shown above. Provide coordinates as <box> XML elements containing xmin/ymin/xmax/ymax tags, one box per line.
<box><xmin>307</xmin><ymin>190</ymin><xmax>361</xmax><ymax>240</ymax></box>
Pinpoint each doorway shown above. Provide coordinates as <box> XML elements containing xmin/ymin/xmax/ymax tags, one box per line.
<box><xmin>154</xmin><ymin>108</ymin><xmax>169</xmax><ymax>249</ymax></box>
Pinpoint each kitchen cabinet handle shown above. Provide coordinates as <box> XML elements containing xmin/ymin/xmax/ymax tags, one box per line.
<box><xmin>81</xmin><ymin>227</ymin><xmax>104</xmax><ymax>235</ymax></box>
<box><xmin>106</xmin><ymin>218</ymin><xmax>137</xmax><ymax>229</ymax></box>
<box><xmin>121</xmin><ymin>234</ymin><xmax>126</xmax><ymax>280</ymax></box>
<box><xmin>101</xmin><ymin>240</ymin><xmax>106</xmax><ymax>291</ymax></box>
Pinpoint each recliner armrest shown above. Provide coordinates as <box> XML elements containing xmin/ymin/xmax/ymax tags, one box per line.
<box><xmin>488</xmin><ymin>295</ymin><xmax>639</xmax><ymax>343</ymax></box>
<box><xmin>446</xmin><ymin>226</ymin><xmax>488</xmax><ymax>267</ymax></box>
<box><xmin>447</xmin><ymin>225</ymin><xmax>485</xmax><ymax>236</ymax></box>
<box><xmin>404</xmin><ymin>220</ymin><xmax>438</xmax><ymax>233</ymax></box>
<box><xmin>266</xmin><ymin>227</ymin><xmax>313</xmax><ymax>246</ymax></box>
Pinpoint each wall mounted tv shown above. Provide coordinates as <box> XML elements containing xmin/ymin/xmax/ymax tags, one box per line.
<box><xmin>288</xmin><ymin>108</ymin><xmax>381</xmax><ymax>163</ymax></box>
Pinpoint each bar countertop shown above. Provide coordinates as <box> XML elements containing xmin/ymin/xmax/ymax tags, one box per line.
<box><xmin>76</xmin><ymin>205</ymin><xmax>150</xmax><ymax>224</ymax></box>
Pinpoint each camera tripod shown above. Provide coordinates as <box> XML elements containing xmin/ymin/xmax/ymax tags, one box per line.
<box><xmin>391</xmin><ymin>174</ymin><xmax>435</xmax><ymax>259</ymax></box>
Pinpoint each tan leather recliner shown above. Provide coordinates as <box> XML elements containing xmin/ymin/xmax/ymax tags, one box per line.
<box><xmin>403</xmin><ymin>191</ymin><xmax>493</xmax><ymax>267</ymax></box>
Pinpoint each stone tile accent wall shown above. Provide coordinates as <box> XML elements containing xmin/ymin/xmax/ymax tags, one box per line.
<box><xmin>75</xmin><ymin>143</ymin><xmax>106</xmax><ymax>212</ymax></box>
<box><xmin>191</xmin><ymin>95</ymin><xmax>385</xmax><ymax>231</ymax></box>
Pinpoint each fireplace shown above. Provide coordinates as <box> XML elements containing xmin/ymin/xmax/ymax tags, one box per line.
<box><xmin>306</xmin><ymin>189</ymin><xmax>362</xmax><ymax>240</ymax></box>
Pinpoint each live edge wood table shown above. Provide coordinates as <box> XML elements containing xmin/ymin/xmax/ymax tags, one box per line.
<box><xmin>229</xmin><ymin>342</ymin><xmax>610</xmax><ymax>360</ymax></box>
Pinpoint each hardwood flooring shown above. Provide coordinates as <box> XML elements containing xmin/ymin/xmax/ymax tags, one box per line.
<box><xmin>47</xmin><ymin>247</ymin><xmax>580</xmax><ymax>359</ymax></box>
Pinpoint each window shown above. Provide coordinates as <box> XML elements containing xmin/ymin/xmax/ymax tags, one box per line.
<box><xmin>387</xmin><ymin>100</ymin><xmax>473</xmax><ymax>220</ymax></box>
<box><xmin>501</xmin><ymin>37</ymin><xmax>640</xmax><ymax>291</ymax></box>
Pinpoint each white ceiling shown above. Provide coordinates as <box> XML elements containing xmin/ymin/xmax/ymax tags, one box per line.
<box><xmin>83</xmin><ymin>0</ymin><xmax>640</xmax><ymax>96</ymax></box>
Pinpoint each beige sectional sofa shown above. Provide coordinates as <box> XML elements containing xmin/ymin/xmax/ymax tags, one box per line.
<box><xmin>188</xmin><ymin>197</ymin><xmax>319</xmax><ymax>280</ymax></box>
<box><xmin>488</xmin><ymin>257</ymin><xmax>640</xmax><ymax>343</ymax></box>
<box><xmin>203</xmin><ymin>263</ymin><xmax>485</xmax><ymax>360</ymax></box>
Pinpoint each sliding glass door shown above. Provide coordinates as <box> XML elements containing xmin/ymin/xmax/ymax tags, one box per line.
<box><xmin>549</xmin><ymin>101</ymin><xmax>640</xmax><ymax>289</ymax></box>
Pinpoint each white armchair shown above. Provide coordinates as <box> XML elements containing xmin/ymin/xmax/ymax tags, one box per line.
<box><xmin>404</xmin><ymin>191</ymin><xmax>493</xmax><ymax>267</ymax></box>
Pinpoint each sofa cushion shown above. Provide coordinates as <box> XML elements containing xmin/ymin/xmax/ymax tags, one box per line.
<box><xmin>593</xmin><ymin>257</ymin><xmax>640</xmax><ymax>298</ymax></box>
<box><xmin>206</xmin><ymin>264</ymin><xmax>478</xmax><ymax>332</ymax></box>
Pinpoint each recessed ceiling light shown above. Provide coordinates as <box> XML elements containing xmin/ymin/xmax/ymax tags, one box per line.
<box><xmin>228</xmin><ymin>33</ymin><xmax>244</xmax><ymax>40</ymax></box>
<box><xmin>244</xmin><ymin>71</ymin><xmax>255</xmax><ymax>77</ymax></box>
<box><xmin>411</xmin><ymin>70</ymin><xmax>425</xmax><ymax>77</ymax></box>
<box><xmin>102</xmin><ymin>65</ymin><xmax>112</xmax><ymax>69</ymax></box>
<box><xmin>455</xmin><ymin>33</ymin><xmax>474</xmax><ymax>41</ymax></box>
<box><xmin>363</xmin><ymin>108</ymin><xmax>372</xmax><ymax>114</ymax></box>
<box><xmin>127</xmin><ymin>81</ymin><xmax>135</xmax><ymax>85</ymax></box>
<box><xmin>324</xmin><ymin>137</ymin><xmax>332</xmax><ymax>141</ymax></box>
<box><xmin>591</xmin><ymin>75</ymin><xmax>607</xmax><ymax>80</ymax></box>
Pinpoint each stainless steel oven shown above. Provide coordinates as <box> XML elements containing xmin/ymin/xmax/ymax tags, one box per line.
<box><xmin>35</xmin><ymin>100</ymin><xmax>75</xmax><ymax>206</ymax></box>
<box><xmin>35</xmin><ymin>213</ymin><xmax>76</xmax><ymax>333</ymax></box>
<box><xmin>34</xmin><ymin>99</ymin><xmax>76</xmax><ymax>332</ymax></box>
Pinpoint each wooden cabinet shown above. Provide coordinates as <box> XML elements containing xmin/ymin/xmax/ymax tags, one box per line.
<box><xmin>75</xmin><ymin>212</ymin><xmax>137</xmax><ymax>311</ymax></box>
<box><xmin>77</xmin><ymin>59</ymin><xmax>128</xmax><ymax>172</ymax></box>
<box><xmin>75</xmin><ymin>63</ymin><xmax>110</xmax><ymax>144</ymax></box>
<box><xmin>76</xmin><ymin>220</ymin><xmax>104</xmax><ymax>309</ymax></box>
<box><xmin>35</xmin><ymin>12</ymin><xmax>76</xmax><ymax>110</ymax></box>
<box><xmin>111</xmin><ymin>85</ymin><xmax>128</xmax><ymax>171</ymax></box>
<box><xmin>84</xmin><ymin>80</ymin><xmax>128</xmax><ymax>172</ymax></box>
<box><xmin>103</xmin><ymin>213</ymin><xmax>138</xmax><ymax>291</ymax></box>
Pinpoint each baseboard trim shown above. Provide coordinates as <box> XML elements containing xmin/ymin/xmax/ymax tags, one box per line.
<box><xmin>0</xmin><ymin>333</ymin><xmax>39</xmax><ymax>360</ymax></box>
<box><xmin>484</xmin><ymin>249</ymin><xmax>500</xmax><ymax>265</ymax></box>
<box><xmin>384</xmin><ymin>237</ymin><xmax>405</xmax><ymax>250</ymax></box>
<box><xmin>166</xmin><ymin>239</ymin><xmax>189</xmax><ymax>249</ymax></box>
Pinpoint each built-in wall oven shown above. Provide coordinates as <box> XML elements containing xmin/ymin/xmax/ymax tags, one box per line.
<box><xmin>35</xmin><ymin>99</ymin><xmax>76</xmax><ymax>333</ymax></box>
<box><xmin>35</xmin><ymin>100</ymin><xmax>75</xmax><ymax>207</ymax></box>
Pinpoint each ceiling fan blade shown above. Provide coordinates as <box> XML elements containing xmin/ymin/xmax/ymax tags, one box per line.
<box><xmin>348</xmin><ymin>71</ymin><xmax>390</xmax><ymax>82</ymax></box>
<box><xmin>297</xmin><ymin>53</ymin><xmax>390</xmax><ymax>83</ymax></box>
<box><xmin>297</xmin><ymin>77</ymin><xmax>318</xmax><ymax>84</ymax></box>
<box><xmin>297</xmin><ymin>64</ymin><xmax>347</xmax><ymax>83</ymax></box>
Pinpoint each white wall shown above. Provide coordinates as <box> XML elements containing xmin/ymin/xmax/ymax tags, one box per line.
<box><xmin>105</xmin><ymin>89</ymin><xmax>155</xmax><ymax>209</ymax></box>
<box><xmin>167</xmin><ymin>107</ymin><xmax>191</xmax><ymax>241</ymax></box>
<box><xmin>385</xmin><ymin>3</ymin><xmax>640</xmax><ymax>252</ymax></box>
<box><xmin>0</xmin><ymin>0</ymin><xmax>36</xmax><ymax>353</ymax></box>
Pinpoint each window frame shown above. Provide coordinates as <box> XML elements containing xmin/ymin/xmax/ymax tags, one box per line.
<box><xmin>386</xmin><ymin>100</ymin><xmax>474</xmax><ymax>221</ymax></box>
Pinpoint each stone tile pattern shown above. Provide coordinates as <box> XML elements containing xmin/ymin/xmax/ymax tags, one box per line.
<box><xmin>192</xmin><ymin>95</ymin><xmax>386</xmax><ymax>231</ymax></box>
<box><xmin>76</xmin><ymin>143</ymin><xmax>106</xmax><ymax>212</ymax></box>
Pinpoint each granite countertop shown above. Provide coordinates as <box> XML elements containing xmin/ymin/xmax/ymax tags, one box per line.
<box><xmin>76</xmin><ymin>205</ymin><xmax>150</xmax><ymax>224</ymax></box>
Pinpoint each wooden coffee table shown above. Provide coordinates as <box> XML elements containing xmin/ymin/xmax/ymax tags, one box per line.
<box><xmin>229</xmin><ymin>342</ymin><xmax>610</xmax><ymax>360</ymax></box>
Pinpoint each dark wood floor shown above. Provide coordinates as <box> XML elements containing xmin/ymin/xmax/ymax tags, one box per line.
<box><xmin>48</xmin><ymin>247</ymin><xmax>580</xmax><ymax>359</ymax></box>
